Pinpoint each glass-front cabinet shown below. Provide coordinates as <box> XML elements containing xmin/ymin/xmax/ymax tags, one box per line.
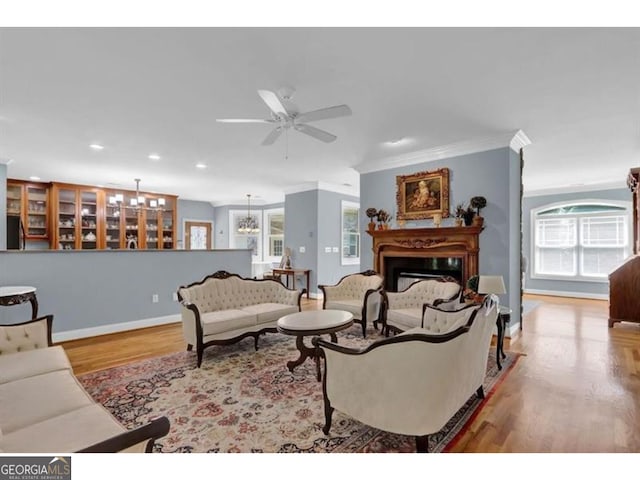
<box><xmin>6</xmin><ymin>180</ymin><xmax>50</xmax><ymax>240</ymax></box>
<box><xmin>13</xmin><ymin>179</ymin><xmax>177</xmax><ymax>250</ymax></box>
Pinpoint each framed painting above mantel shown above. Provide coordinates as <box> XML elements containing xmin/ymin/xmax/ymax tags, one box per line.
<box><xmin>396</xmin><ymin>168</ymin><xmax>450</xmax><ymax>221</ymax></box>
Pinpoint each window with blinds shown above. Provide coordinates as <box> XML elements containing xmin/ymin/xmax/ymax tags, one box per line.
<box><xmin>532</xmin><ymin>202</ymin><xmax>630</xmax><ymax>281</ymax></box>
<box><xmin>341</xmin><ymin>200</ymin><xmax>360</xmax><ymax>265</ymax></box>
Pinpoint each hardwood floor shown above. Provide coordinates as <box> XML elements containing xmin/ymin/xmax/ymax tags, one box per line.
<box><xmin>59</xmin><ymin>294</ymin><xmax>640</xmax><ymax>453</ymax></box>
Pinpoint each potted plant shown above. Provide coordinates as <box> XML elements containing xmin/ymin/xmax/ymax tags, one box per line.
<box><xmin>366</xmin><ymin>208</ymin><xmax>379</xmax><ymax>232</ymax></box>
<box><xmin>470</xmin><ymin>196</ymin><xmax>487</xmax><ymax>227</ymax></box>
<box><xmin>454</xmin><ymin>203</ymin><xmax>466</xmax><ymax>227</ymax></box>
<box><xmin>377</xmin><ymin>209</ymin><xmax>391</xmax><ymax>229</ymax></box>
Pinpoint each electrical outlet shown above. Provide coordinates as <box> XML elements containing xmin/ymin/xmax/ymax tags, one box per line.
<box><xmin>324</xmin><ymin>246</ymin><xmax>331</xmax><ymax>253</ymax></box>
<box><xmin>152</xmin><ymin>294</ymin><xmax>159</xmax><ymax>303</ymax></box>
<box><xmin>332</xmin><ymin>247</ymin><xmax>339</xmax><ymax>253</ymax></box>
<box><xmin>299</xmin><ymin>246</ymin><xmax>306</xmax><ymax>253</ymax></box>
<box><xmin>172</xmin><ymin>292</ymin><xmax>178</xmax><ymax>301</ymax></box>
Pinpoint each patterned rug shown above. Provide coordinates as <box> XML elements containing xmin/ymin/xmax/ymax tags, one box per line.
<box><xmin>78</xmin><ymin>325</ymin><xmax>520</xmax><ymax>453</ymax></box>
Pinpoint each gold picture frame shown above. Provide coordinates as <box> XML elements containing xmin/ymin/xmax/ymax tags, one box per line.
<box><xmin>396</xmin><ymin>168</ymin><xmax>450</xmax><ymax>221</ymax></box>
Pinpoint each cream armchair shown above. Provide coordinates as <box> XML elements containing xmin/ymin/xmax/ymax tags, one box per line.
<box><xmin>318</xmin><ymin>270</ymin><xmax>384</xmax><ymax>338</ymax></box>
<box><xmin>313</xmin><ymin>295</ymin><xmax>499</xmax><ymax>452</ymax></box>
<box><xmin>381</xmin><ymin>277</ymin><xmax>461</xmax><ymax>336</ymax></box>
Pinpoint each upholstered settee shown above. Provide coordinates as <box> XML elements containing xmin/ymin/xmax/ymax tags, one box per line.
<box><xmin>318</xmin><ymin>270</ymin><xmax>384</xmax><ymax>337</ymax></box>
<box><xmin>381</xmin><ymin>277</ymin><xmax>462</xmax><ymax>336</ymax></box>
<box><xmin>0</xmin><ymin>316</ymin><xmax>169</xmax><ymax>453</ymax></box>
<box><xmin>313</xmin><ymin>295</ymin><xmax>499</xmax><ymax>452</ymax></box>
<box><xmin>177</xmin><ymin>270</ymin><xmax>304</xmax><ymax>367</ymax></box>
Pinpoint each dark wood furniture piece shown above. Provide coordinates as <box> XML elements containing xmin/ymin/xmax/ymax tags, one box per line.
<box><xmin>272</xmin><ymin>268</ymin><xmax>311</xmax><ymax>299</ymax></box>
<box><xmin>496</xmin><ymin>305</ymin><xmax>511</xmax><ymax>370</ymax></box>
<box><xmin>0</xmin><ymin>286</ymin><xmax>38</xmax><ymax>320</ymax></box>
<box><xmin>608</xmin><ymin>168</ymin><xmax>640</xmax><ymax>328</ymax></box>
<box><xmin>277</xmin><ymin>309</ymin><xmax>353</xmax><ymax>381</ymax></box>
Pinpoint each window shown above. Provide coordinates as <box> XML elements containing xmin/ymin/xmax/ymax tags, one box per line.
<box><xmin>341</xmin><ymin>201</ymin><xmax>360</xmax><ymax>265</ymax></box>
<box><xmin>532</xmin><ymin>201</ymin><xmax>630</xmax><ymax>281</ymax></box>
<box><xmin>229</xmin><ymin>210</ymin><xmax>262</xmax><ymax>261</ymax></box>
<box><xmin>263</xmin><ymin>208</ymin><xmax>285</xmax><ymax>263</ymax></box>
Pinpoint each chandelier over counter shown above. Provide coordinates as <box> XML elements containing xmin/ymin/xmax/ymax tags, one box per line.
<box><xmin>237</xmin><ymin>194</ymin><xmax>260</xmax><ymax>234</ymax></box>
<box><xmin>108</xmin><ymin>178</ymin><xmax>166</xmax><ymax>211</ymax></box>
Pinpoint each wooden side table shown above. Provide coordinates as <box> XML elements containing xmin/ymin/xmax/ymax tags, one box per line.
<box><xmin>272</xmin><ymin>268</ymin><xmax>311</xmax><ymax>299</ymax></box>
<box><xmin>496</xmin><ymin>305</ymin><xmax>511</xmax><ymax>370</ymax></box>
<box><xmin>0</xmin><ymin>286</ymin><xmax>39</xmax><ymax>320</ymax></box>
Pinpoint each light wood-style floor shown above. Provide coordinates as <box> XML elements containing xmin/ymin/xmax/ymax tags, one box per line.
<box><xmin>59</xmin><ymin>294</ymin><xmax>640</xmax><ymax>453</ymax></box>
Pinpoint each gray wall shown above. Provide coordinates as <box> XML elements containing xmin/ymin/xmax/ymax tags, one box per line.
<box><xmin>213</xmin><ymin>202</ymin><xmax>285</xmax><ymax>251</ymax></box>
<box><xmin>360</xmin><ymin>147</ymin><xmax>521</xmax><ymax>329</ymax></box>
<box><xmin>522</xmin><ymin>187</ymin><xmax>630</xmax><ymax>296</ymax></box>
<box><xmin>0</xmin><ymin>164</ymin><xmax>6</xmax><ymax>250</ymax></box>
<box><xmin>284</xmin><ymin>190</ymin><xmax>319</xmax><ymax>294</ymax></box>
<box><xmin>178</xmin><ymin>199</ymin><xmax>215</xmax><ymax>249</ymax></box>
<box><xmin>317</xmin><ymin>190</ymin><xmax>361</xmax><ymax>286</ymax></box>
<box><xmin>0</xmin><ymin>249</ymin><xmax>251</xmax><ymax>336</ymax></box>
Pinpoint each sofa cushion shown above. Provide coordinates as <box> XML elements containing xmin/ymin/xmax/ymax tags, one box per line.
<box><xmin>0</xmin><ymin>346</ymin><xmax>72</xmax><ymax>385</ymax></box>
<box><xmin>386</xmin><ymin>308</ymin><xmax>422</xmax><ymax>329</ymax></box>
<box><xmin>200</xmin><ymin>309</ymin><xmax>257</xmax><ymax>336</ymax></box>
<box><xmin>0</xmin><ymin>370</ymin><xmax>94</xmax><ymax>434</ymax></box>
<box><xmin>241</xmin><ymin>303</ymin><xmax>299</xmax><ymax>324</ymax></box>
<box><xmin>325</xmin><ymin>299</ymin><xmax>363</xmax><ymax>318</ymax></box>
<box><xmin>1</xmin><ymin>404</ymin><xmax>125</xmax><ymax>453</ymax></box>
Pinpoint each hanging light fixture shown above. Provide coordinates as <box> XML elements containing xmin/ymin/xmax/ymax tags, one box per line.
<box><xmin>108</xmin><ymin>179</ymin><xmax>165</xmax><ymax>211</ymax></box>
<box><xmin>237</xmin><ymin>194</ymin><xmax>260</xmax><ymax>234</ymax></box>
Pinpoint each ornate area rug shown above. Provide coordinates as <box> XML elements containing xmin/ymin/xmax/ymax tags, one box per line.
<box><xmin>78</xmin><ymin>325</ymin><xmax>520</xmax><ymax>453</ymax></box>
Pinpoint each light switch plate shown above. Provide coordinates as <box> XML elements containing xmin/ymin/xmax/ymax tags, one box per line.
<box><xmin>324</xmin><ymin>246</ymin><xmax>331</xmax><ymax>253</ymax></box>
<box><xmin>332</xmin><ymin>247</ymin><xmax>339</xmax><ymax>253</ymax></box>
<box><xmin>299</xmin><ymin>246</ymin><xmax>306</xmax><ymax>253</ymax></box>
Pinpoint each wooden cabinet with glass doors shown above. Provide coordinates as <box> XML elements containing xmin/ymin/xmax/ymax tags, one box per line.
<box><xmin>6</xmin><ymin>180</ymin><xmax>49</xmax><ymax>240</ymax></box>
<box><xmin>48</xmin><ymin>181</ymin><xmax>177</xmax><ymax>250</ymax></box>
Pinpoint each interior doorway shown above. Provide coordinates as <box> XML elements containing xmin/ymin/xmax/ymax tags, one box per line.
<box><xmin>185</xmin><ymin>221</ymin><xmax>212</xmax><ymax>250</ymax></box>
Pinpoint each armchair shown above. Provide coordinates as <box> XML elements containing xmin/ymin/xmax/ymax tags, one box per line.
<box><xmin>318</xmin><ymin>270</ymin><xmax>384</xmax><ymax>338</ymax></box>
<box><xmin>381</xmin><ymin>276</ymin><xmax>462</xmax><ymax>336</ymax></box>
<box><xmin>313</xmin><ymin>294</ymin><xmax>499</xmax><ymax>452</ymax></box>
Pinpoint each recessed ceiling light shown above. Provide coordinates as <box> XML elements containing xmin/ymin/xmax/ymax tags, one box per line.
<box><xmin>384</xmin><ymin>137</ymin><xmax>407</xmax><ymax>146</ymax></box>
<box><xmin>148</xmin><ymin>154</ymin><xmax>161</xmax><ymax>161</ymax></box>
<box><xmin>89</xmin><ymin>144</ymin><xmax>104</xmax><ymax>150</ymax></box>
<box><xmin>195</xmin><ymin>163</ymin><xmax>207</xmax><ymax>169</ymax></box>
<box><xmin>29</xmin><ymin>176</ymin><xmax>41</xmax><ymax>181</ymax></box>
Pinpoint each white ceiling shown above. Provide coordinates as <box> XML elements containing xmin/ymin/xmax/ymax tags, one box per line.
<box><xmin>1</xmin><ymin>27</ymin><xmax>639</xmax><ymax>205</ymax></box>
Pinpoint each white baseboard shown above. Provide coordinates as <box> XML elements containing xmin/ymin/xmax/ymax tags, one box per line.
<box><xmin>524</xmin><ymin>288</ymin><xmax>608</xmax><ymax>301</ymax></box>
<box><xmin>309</xmin><ymin>292</ymin><xmax>322</xmax><ymax>300</ymax></box>
<box><xmin>53</xmin><ymin>314</ymin><xmax>181</xmax><ymax>343</ymax></box>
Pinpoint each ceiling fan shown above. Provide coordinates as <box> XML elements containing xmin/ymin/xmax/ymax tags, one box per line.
<box><xmin>216</xmin><ymin>86</ymin><xmax>352</xmax><ymax>145</ymax></box>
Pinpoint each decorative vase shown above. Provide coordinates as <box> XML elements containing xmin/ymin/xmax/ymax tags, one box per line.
<box><xmin>432</xmin><ymin>213</ymin><xmax>442</xmax><ymax>228</ymax></box>
<box><xmin>368</xmin><ymin>221</ymin><xmax>376</xmax><ymax>232</ymax></box>
<box><xmin>377</xmin><ymin>224</ymin><xmax>384</xmax><ymax>230</ymax></box>
<box><xmin>472</xmin><ymin>216</ymin><xmax>484</xmax><ymax>228</ymax></box>
<box><xmin>463</xmin><ymin>212</ymin><xmax>474</xmax><ymax>226</ymax></box>
<box><xmin>454</xmin><ymin>218</ymin><xmax>464</xmax><ymax>227</ymax></box>
<box><xmin>396</xmin><ymin>218</ymin><xmax>406</xmax><ymax>228</ymax></box>
<box><xmin>382</xmin><ymin>223</ymin><xmax>390</xmax><ymax>230</ymax></box>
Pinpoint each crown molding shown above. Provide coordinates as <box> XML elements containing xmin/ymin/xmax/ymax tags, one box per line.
<box><xmin>523</xmin><ymin>180</ymin><xmax>626</xmax><ymax>197</ymax></box>
<box><xmin>354</xmin><ymin>130</ymin><xmax>531</xmax><ymax>174</ymax></box>
<box><xmin>283</xmin><ymin>181</ymin><xmax>359</xmax><ymax>197</ymax></box>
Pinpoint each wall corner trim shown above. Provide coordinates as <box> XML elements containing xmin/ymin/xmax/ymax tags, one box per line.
<box><xmin>354</xmin><ymin>129</ymin><xmax>531</xmax><ymax>174</ymax></box>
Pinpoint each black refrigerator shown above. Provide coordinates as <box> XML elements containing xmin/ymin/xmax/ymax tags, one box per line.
<box><xmin>7</xmin><ymin>215</ymin><xmax>26</xmax><ymax>249</ymax></box>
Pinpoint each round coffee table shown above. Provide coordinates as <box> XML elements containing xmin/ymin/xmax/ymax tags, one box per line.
<box><xmin>277</xmin><ymin>310</ymin><xmax>353</xmax><ymax>381</ymax></box>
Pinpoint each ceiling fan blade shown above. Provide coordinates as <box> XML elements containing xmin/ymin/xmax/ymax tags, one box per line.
<box><xmin>257</xmin><ymin>89</ymin><xmax>289</xmax><ymax>117</ymax></box>
<box><xmin>216</xmin><ymin>118</ymin><xmax>275</xmax><ymax>123</ymax></box>
<box><xmin>296</xmin><ymin>104</ymin><xmax>352</xmax><ymax>123</ymax></box>
<box><xmin>295</xmin><ymin>124</ymin><xmax>337</xmax><ymax>143</ymax></box>
<box><xmin>261</xmin><ymin>127</ymin><xmax>283</xmax><ymax>146</ymax></box>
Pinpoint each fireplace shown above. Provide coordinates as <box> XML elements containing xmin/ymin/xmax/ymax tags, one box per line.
<box><xmin>367</xmin><ymin>225</ymin><xmax>483</xmax><ymax>291</ymax></box>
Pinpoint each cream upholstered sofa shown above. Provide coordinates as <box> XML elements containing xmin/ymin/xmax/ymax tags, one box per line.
<box><xmin>313</xmin><ymin>294</ymin><xmax>499</xmax><ymax>452</ymax></box>
<box><xmin>0</xmin><ymin>315</ymin><xmax>169</xmax><ymax>453</ymax></box>
<box><xmin>318</xmin><ymin>270</ymin><xmax>383</xmax><ymax>338</ymax></box>
<box><xmin>177</xmin><ymin>270</ymin><xmax>304</xmax><ymax>367</ymax></box>
<box><xmin>381</xmin><ymin>277</ymin><xmax>462</xmax><ymax>336</ymax></box>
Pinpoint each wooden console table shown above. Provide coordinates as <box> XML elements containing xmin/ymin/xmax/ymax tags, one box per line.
<box><xmin>272</xmin><ymin>268</ymin><xmax>311</xmax><ymax>299</ymax></box>
<box><xmin>0</xmin><ymin>286</ymin><xmax>39</xmax><ymax>320</ymax></box>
